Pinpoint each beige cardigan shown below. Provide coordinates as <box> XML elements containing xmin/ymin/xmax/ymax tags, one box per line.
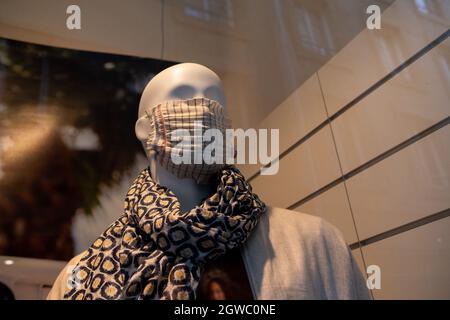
<box><xmin>48</xmin><ymin>207</ymin><xmax>370</xmax><ymax>300</ymax></box>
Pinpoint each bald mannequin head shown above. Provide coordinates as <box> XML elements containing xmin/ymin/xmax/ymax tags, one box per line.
<box><xmin>136</xmin><ymin>62</ymin><xmax>225</xmax><ymax>120</ymax></box>
<box><xmin>134</xmin><ymin>63</ymin><xmax>227</xmax><ymax>210</ymax></box>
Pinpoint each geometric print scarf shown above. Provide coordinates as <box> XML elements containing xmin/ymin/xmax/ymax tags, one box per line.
<box><xmin>63</xmin><ymin>165</ymin><xmax>266</xmax><ymax>300</ymax></box>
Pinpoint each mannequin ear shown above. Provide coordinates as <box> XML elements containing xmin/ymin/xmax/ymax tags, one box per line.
<box><xmin>135</xmin><ymin>117</ymin><xmax>152</xmax><ymax>142</ymax></box>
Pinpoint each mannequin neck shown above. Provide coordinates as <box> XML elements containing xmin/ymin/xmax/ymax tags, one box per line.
<box><xmin>150</xmin><ymin>159</ymin><xmax>216</xmax><ymax>212</ymax></box>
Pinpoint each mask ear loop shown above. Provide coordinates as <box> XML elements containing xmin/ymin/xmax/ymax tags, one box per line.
<box><xmin>148</xmin><ymin>149</ymin><xmax>158</xmax><ymax>183</ymax></box>
<box><xmin>144</xmin><ymin>109</ymin><xmax>159</xmax><ymax>183</ymax></box>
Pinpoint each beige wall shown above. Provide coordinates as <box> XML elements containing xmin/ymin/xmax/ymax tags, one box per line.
<box><xmin>0</xmin><ymin>0</ymin><xmax>393</xmax><ymax>129</ymax></box>
<box><xmin>242</xmin><ymin>0</ymin><xmax>450</xmax><ymax>299</ymax></box>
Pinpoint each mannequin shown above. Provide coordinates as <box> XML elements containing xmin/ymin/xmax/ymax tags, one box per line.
<box><xmin>135</xmin><ymin>62</ymin><xmax>254</xmax><ymax>299</ymax></box>
<box><xmin>135</xmin><ymin>63</ymin><xmax>226</xmax><ymax>212</ymax></box>
<box><xmin>48</xmin><ymin>63</ymin><xmax>370</xmax><ymax>300</ymax></box>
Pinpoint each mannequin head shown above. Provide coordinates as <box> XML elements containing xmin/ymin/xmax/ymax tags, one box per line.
<box><xmin>135</xmin><ymin>63</ymin><xmax>226</xmax><ymax>155</ymax></box>
<box><xmin>134</xmin><ymin>63</ymin><xmax>227</xmax><ymax>211</ymax></box>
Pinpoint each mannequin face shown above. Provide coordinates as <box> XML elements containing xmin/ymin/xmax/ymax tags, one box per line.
<box><xmin>134</xmin><ymin>63</ymin><xmax>228</xmax><ymax>192</ymax></box>
<box><xmin>135</xmin><ymin>62</ymin><xmax>226</xmax><ymax>146</ymax></box>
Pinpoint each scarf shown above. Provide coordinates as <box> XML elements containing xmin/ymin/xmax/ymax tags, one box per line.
<box><xmin>64</xmin><ymin>166</ymin><xmax>266</xmax><ymax>300</ymax></box>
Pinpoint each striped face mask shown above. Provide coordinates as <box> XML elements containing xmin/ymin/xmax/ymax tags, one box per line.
<box><xmin>145</xmin><ymin>98</ymin><xmax>232</xmax><ymax>184</ymax></box>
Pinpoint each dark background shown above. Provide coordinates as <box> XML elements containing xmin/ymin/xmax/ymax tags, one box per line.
<box><xmin>0</xmin><ymin>38</ymin><xmax>175</xmax><ymax>260</ymax></box>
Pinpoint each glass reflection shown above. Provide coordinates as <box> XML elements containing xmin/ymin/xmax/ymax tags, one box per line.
<box><xmin>0</xmin><ymin>38</ymin><xmax>175</xmax><ymax>260</ymax></box>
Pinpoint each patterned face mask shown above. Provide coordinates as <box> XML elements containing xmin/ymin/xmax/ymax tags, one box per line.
<box><xmin>145</xmin><ymin>98</ymin><xmax>232</xmax><ymax>184</ymax></box>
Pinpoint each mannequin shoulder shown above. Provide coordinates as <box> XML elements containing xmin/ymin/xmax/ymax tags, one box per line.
<box><xmin>259</xmin><ymin>206</ymin><xmax>347</xmax><ymax>245</ymax></box>
<box><xmin>244</xmin><ymin>207</ymin><xmax>368</xmax><ymax>299</ymax></box>
<box><xmin>47</xmin><ymin>251</ymin><xmax>86</xmax><ymax>300</ymax></box>
<box><xmin>68</xmin><ymin>251</ymin><xmax>86</xmax><ymax>266</ymax></box>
